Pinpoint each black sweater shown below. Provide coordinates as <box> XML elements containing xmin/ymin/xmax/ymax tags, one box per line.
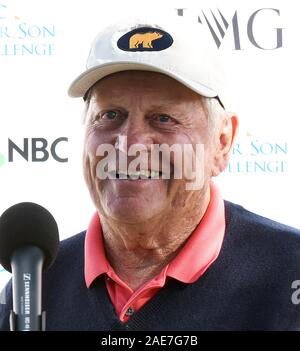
<box><xmin>1</xmin><ymin>201</ymin><xmax>300</xmax><ymax>331</ymax></box>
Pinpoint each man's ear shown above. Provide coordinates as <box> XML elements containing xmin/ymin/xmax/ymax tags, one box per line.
<box><xmin>212</xmin><ymin>114</ymin><xmax>239</xmax><ymax>177</ymax></box>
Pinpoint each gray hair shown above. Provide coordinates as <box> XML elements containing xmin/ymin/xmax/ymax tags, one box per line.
<box><xmin>203</xmin><ymin>97</ymin><xmax>229</xmax><ymax>131</ymax></box>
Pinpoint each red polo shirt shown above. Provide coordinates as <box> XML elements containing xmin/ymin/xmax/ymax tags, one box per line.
<box><xmin>85</xmin><ymin>182</ymin><xmax>225</xmax><ymax>322</ymax></box>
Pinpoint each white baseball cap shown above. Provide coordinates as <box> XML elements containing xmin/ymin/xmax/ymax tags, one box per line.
<box><xmin>68</xmin><ymin>14</ymin><xmax>227</xmax><ymax>107</ymax></box>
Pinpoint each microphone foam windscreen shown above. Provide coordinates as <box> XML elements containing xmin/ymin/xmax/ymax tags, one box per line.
<box><xmin>0</xmin><ymin>202</ymin><xmax>59</xmax><ymax>272</ymax></box>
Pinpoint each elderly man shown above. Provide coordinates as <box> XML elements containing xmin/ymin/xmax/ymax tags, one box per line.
<box><xmin>1</xmin><ymin>15</ymin><xmax>300</xmax><ymax>331</ymax></box>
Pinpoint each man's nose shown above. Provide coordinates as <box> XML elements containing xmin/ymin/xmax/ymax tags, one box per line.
<box><xmin>115</xmin><ymin>117</ymin><xmax>154</xmax><ymax>152</ymax></box>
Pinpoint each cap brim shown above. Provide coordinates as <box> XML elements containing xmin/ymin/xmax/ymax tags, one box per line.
<box><xmin>68</xmin><ymin>61</ymin><xmax>218</xmax><ymax>99</ymax></box>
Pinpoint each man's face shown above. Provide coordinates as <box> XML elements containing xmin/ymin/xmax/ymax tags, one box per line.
<box><xmin>83</xmin><ymin>71</ymin><xmax>218</xmax><ymax>223</ymax></box>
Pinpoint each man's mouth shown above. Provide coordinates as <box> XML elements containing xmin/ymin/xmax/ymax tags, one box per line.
<box><xmin>110</xmin><ymin>170</ymin><xmax>164</xmax><ymax>180</ymax></box>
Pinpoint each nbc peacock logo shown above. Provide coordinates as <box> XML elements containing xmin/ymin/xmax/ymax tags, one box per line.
<box><xmin>0</xmin><ymin>153</ymin><xmax>4</xmax><ymax>167</ymax></box>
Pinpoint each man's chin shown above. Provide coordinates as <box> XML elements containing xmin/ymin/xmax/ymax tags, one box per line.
<box><xmin>103</xmin><ymin>198</ymin><xmax>162</xmax><ymax>224</ymax></box>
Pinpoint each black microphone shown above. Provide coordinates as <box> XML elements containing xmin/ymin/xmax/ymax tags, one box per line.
<box><xmin>0</xmin><ymin>202</ymin><xmax>59</xmax><ymax>331</ymax></box>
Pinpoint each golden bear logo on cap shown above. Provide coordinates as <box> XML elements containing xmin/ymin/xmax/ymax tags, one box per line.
<box><xmin>117</xmin><ymin>27</ymin><xmax>173</xmax><ymax>52</ymax></box>
<box><xmin>129</xmin><ymin>31</ymin><xmax>163</xmax><ymax>49</ymax></box>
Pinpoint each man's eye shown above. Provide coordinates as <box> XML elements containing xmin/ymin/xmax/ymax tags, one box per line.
<box><xmin>158</xmin><ymin>115</ymin><xmax>170</xmax><ymax>122</ymax></box>
<box><xmin>155</xmin><ymin>115</ymin><xmax>173</xmax><ymax>123</ymax></box>
<box><xmin>102</xmin><ymin>111</ymin><xmax>118</xmax><ymax>120</ymax></box>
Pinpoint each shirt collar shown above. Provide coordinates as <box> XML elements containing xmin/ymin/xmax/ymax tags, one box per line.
<box><xmin>166</xmin><ymin>181</ymin><xmax>225</xmax><ymax>283</ymax></box>
<box><xmin>84</xmin><ymin>212</ymin><xmax>109</xmax><ymax>287</ymax></box>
